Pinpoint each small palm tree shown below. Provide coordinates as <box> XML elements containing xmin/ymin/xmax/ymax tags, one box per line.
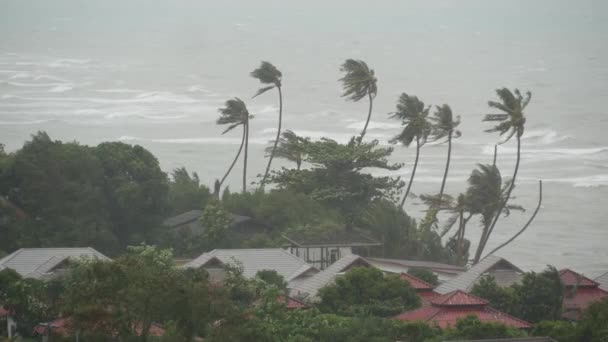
<box><xmin>251</xmin><ymin>61</ymin><xmax>283</xmax><ymax>187</ymax></box>
<box><xmin>429</xmin><ymin>104</ymin><xmax>461</xmax><ymax>197</ymax></box>
<box><xmin>474</xmin><ymin>88</ymin><xmax>531</xmax><ymax>263</ymax></box>
<box><xmin>389</xmin><ymin>93</ymin><xmax>432</xmax><ymax>207</ymax></box>
<box><xmin>216</xmin><ymin>98</ymin><xmax>253</xmax><ymax>194</ymax></box>
<box><xmin>264</xmin><ymin>130</ymin><xmax>309</xmax><ymax>171</ymax></box>
<box><xmin>339</xmin><ymin>59</ymin><xmax>378</xmax><ymax>143</ymax></box>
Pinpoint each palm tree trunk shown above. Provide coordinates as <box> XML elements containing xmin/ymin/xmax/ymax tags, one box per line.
<box><xmin>473</xmin><ymin>134</ymin><xmax>521</xmax><ymax>263</ymax></box>
<box><xmin>243</xmin><ymin>121</ymin><xmax>249</xmax><ymax>193</ymax></box>
<box><xmin>218</xmin><ymin>126</ymin><xmax>245</xmax><ymax>197</ymax></box>
<box><xmin>358</xmin><ymin>92</ymin><xmax>374</xmax><ymax>144</ymax></box>
<box><xmin>260</xmin><ymin>86</ymin><xmax>282</xmax><ymax>188</ymax></box>
<box><xmin>485</xmin><ymin>180</ymin><xmax>542</xmax><ymax>258</ymax></box>
<box><xmin>400</xmin><ymin>136</ymin><xmax>420</xmax><ymax>207</ymax></box>
<box><xmin>439</xmin><ymin>131</ymin><xmax>452</xmax><ymax>197</ymax></box>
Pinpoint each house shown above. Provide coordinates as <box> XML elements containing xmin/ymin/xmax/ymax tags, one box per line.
<box><xmin>596</xmin><ymin>271</ymin><xmax>608</xmax><ymax>291</ymax></box>
<box><xmin>394</xmin><ymin>290</ymin><xmax>531</xmax><ymax>329</ymax></box>
<box><xmin>283</xmin><ymin>229</ymin><xmax>380</xmax><ymax>270</ymax></box>
<box><xmin>164</xmin><ymin>209</ymin><xmax>262</xmax><ymax>235</ymax></box>
<box><xmin>0</xmin><ymin>247</ymin><xmax>110</xmax><ymax>280</ymax></box>
<box><xmin>559</xmin><ymin>268</ymin><xmax>608</xmax><ymax>320</ymax></box>
<box><xmin>399</xmin><ymin>272</ymin><xmax>440</xmax><ymax>304</ymax></box>
<box><xmin>435</xmin><ymin>255</ymin><xmax>523</xmax><ymax>295</ymax></box>
<box><xmin>445</xmin><ymin>338</ymin><xmax>556</xmax><ymax>342</ymax></box>
<box><xmin>182</xmin><ymin>248</ymin><xmax>318</xmax><ymax>283</ymax></box>
<box><xmin>366</xmin><ymin>257</ymin><xmax>465</xmax><ymax>283</ymax></box>
<box><xmin>277</xmin><ymin>296</ymin><xmax>310</xmax><ymax>309</ymax></box>
<box><xmin>289</xmin><ymin>254</ymin><xmax>372</xmax><ymax>300</ymax></box>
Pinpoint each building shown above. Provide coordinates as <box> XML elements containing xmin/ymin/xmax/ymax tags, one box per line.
<box><xmin>164</xmin><ymin>209</ymin><xmax>263</xmax><ymax>238</ymax></box>
<box><xmin>399</xmin><ymin>272</ymin><xmax>440</xmax><ymax>304</ymax></box>
<box><xmin>366</xmin><ymin>257</ymin><xmax>465</xmax><ymax>283</ymax></box>
<box><xmin>283</xmin><ymin>229</ymin><xmax>380</xmax><ymax>270</ymax></box>
<box><xmin>595</xmin><ymin>271</ymin><xmax>608</xmax><ymax>291</ymax></box>
<box><xmin>559</xmin><ymin>268</ymin><xmax>608</xmax><ymax>320</ymax></box>
<box><xmin>435</xmin><ymin>255</ymin><xmax>523</xmax><ymax>294</ymax></box>
<box><xmin>289</xmin><ymin>254</ymin><xmax>372</xmax><ymax>300</ymax></box>
<box><xmin>0</xmin><ymin>247</ymin><xmax>110</xmax><ymax>280</ymax></box>
<box><xmin>394</xmin><ymin>290</ymin><xmax>531</xmax><ymax>329</ymax></box>
<box><xmin>182</xmin><ymin>248</ymin><xmax>318</xmax><ymax>284</ymax></box>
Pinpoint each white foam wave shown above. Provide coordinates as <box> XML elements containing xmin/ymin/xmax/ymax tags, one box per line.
<box><xmin>254</xmin><ymin>105</ymin><xmax>279</xmax><ymax>115</ymax></box>
<box><xmin>118</xmin><ymin>135</ymin><xmax>267</xmax><ymax>145</ymax></box>
<box><xmin>346</xmin><ymin>121</ymin><xmax>401</xmax><ymax>131</ymax></box>
<box><xmin>2</xmin><ymin>81</ymin><xmax>65</xmax><ymax>88</ymax></box>
<box><xmin>187</xmin><ymin>85</ymin><xmax>213</xmax><ymax>93</ymax></box>
<box><xmin>522</xmin><ymin>128</ymin><xmax>569</xmax><ymax>145</ymax></box>
<box><xmin>1</xmin><ymin>92</ymin><xmax>204</xmax><ymax>104</ymax></box>
<box><xmin>542</xmin><ymin>175</ymin><xmax>608</xmax><ymax>188</ymax></box>
<box><xmin>48</xmin><ymin>84</ymin><xmax>73</xmax><ymax>93</ymax></box>
<box><xmin>96</xmin><ymin>88</ymin><xmax>143</xmax><ymax>93</ymax></box>
<box><xmin>48</xmin><ymin>58</ymin><xmax>95</xmax><ymax>68</ymax></box>
<box><xmin>0</xmin><ymin>119</ymin><xmax>53</xmax><ymax>125</ymax></box>
<box><xmin>482</xmin><ymin>145</ymin><xmax>608</xmax><ymax>157</ymax></box>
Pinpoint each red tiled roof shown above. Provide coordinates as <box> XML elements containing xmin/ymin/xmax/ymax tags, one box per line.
<box><xmin>559</xmin><ymin>269</ymin><xmax>598</xmax><ymax>287</ymax></box>
<box><xmin>563</xmin><ymin>287</ymin><xmax>608</xmax><ymax>311</ymax></box>
<box><xmin>430</xmin><ymin>290</ymin><xmax>488</xmax><ymax>306</ymax></box>
<box><xmin>0</xmin><ymin>306</ymin><xmax>8</xmax><ymax>317</ymax></box>
<box><xmin>277</xmin><ymin>295</ymin><xmax>310</xmax><ymax>309</ymax></box>
<box><xmin>400</xmin><ymin>273</ymin><xmax>435</xmax><ymax>290</ymax></box>
<box><xmin>394</xmin><ymin>305</ymin><xmax>531</xmax><ymax>329</ymax></box>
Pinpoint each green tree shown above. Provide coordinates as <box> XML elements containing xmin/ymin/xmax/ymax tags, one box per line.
<box><xmin>251</xmin><ymin>61</ymin><xmax>284</xmax><ymax>187</ymax></box>
<box><xmin>256</xmin><ymin>270</ymin><xmax>287</xmax><ymax>290</ymax></box>
<box><xmin>476</xmin><ymin>88</ymin><xmax>532</xmax><ymax>263</ymax></box>
<box><xmin>576</xmin><ymin>299</ymin><xmax>608</xmax><ymax>341</ymax></box>
<box><xmin>265</xmin><ymin>130</ymin><xmax>309</xmax><ymax>171</ymax></box>
<box><xmin>442</xmin><ymin>315</ymin><xmax>525</xmax><ymax>340</ymax></box>
<box><xmin>510</xmin><ymin>266</ymin><xmax>563</xmax><ymax>323</ymax></box>
<box><xmin>216</xmin><ymin>98</ymin><xmax>254</xmax><ymax>195</ymax></box>
<box><xmin>197</xmin><ymin>201</ymin><xmax>233</xmax><ymax>251</ymax></box>
<box><xmin>471</xmin><ymin>275</ymin><xmax>516</xmax><ymax>314</ymax></box>
<box><xmin>389</xmin><ymin>93</ymin><xmax>432</xmax><ymax>206</ymax></box>
<box><xmin>532</xmin><ymin>320</ymin><xmax>578</xmax><ymax>342</ymax></box>
<box><xmin>407</xmin><ymin>268</ymin><xmax>439</xmax><ymax>286</ymax></box>
<box><xmin>317</xmin><ymin>267</ymin><xmax>420</xmax><ymax>317</ymax></box>
<box><xmin>429</xmin><ymin>104</ymin><xmax>461</xmax><ymax>198</ymax></box>
<box><xmin>168</xmin><ymin>167</ymin><xmax>211</xmax><ymax>215</ymax></box>
<box><xmin>339</xmin><ymin>59</ymin><xmax>378</xmax><ymax>143</ymax></box>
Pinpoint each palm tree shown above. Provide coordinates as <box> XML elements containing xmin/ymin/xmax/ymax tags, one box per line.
<box><xmin>473</xmin><ymin>88</ymin><xmax>531</xmax><ymax>263</ymax></box>
<box><xmin>429</xmin><ymin>104</ymin><xmax>461</xmax><ymax>197</ymax></box>
<box><xmin>216</xmin><ymin>98</ymin><xmax>253</xmax><ymax>194</ymax></box>
<box><xmin>466</xmin><ymin>164</ymin><xmax>523</xmax><ymax>264</ymax></box>
<box><xmin>389</xmin><ymin>93</ymin><xmax>432</xmax><ymax>207</ymax></box>
<box><xmin>251</xmin><ymin>61</ymin><xmax>283</xmax><ymax>188</ymax></box>
<box><xmin>264</xmin><ymin>130</ymin><xmax>309</xmax><ymax>171</ymax></box>
<box><xmin>339</xmin><ymin>59</ymin><xmax>378</xmax><ymax>143</ymax></box>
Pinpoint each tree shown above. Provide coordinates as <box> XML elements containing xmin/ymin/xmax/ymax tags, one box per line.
<box><xmin>476</xmin><ymin>88</ymin><xmax>532</xmax><ymax>263</ymax></box>
<box><xmin>532</xmin><ymin>320</ymin><xmax>578</xmax><ymax>342</ymax></box>
<box><xmin>216</xmin><ymin>98</ymin><xmax>253</xmax><ymax>195</ymax></box>
<box><xmin>168</xmin><ymin>167</ymin><xmax>211</xmax><ymax>215</ymax></box>
<box><xmin>442</xmin><ymin>316</ymin><xmax>525</xmax><ymax>340</ymax></box>
<box><xmin>576</xmin><ymin>299</ymin><xmax>608</xmax><ymax>341</ymax></box>
<box><xmin>407</xmin><ymin>268</ymin><xmax>439</xmax><ymax>286</ymax></box>
<box><xmin>389</xmin><ymin>93</ymin><xmax>432</xmax><ymax>206</ymax></box>
<box><xmin>318</xmin><ymin>267</ymin><xmax>420</xmax><ymax>317</ymax></box>
<box><xmin>256</xmin><ymin>270</ymin><xmax>287</xmax><ymax>290</ymax></box>
<box><xmin>339</xmin><ymin>59</ymin><xmax>378</xmax><ymax>143</ymax></box>
<box><xmin>471</xmin><ymin>275</ymin><xmax>517</xmax><ymax>314</ymax></box>
<box><xmin>270</xmin><ymin>138</ymin><xmax>403</xmax><ymax>228</ymax></box>
<box><xmin>251</xmin><ymin>61</ymin><xmax>284</xmax><ymax>188</ymax></box>
<box><xmin>197</xmin><ymin>200</ymin><xmax>233</xmax><ymax>251</ymax></box>
<box><xmin>265</xmin><ymin>130</ymin><xmax>309</xmax><ymax>171</ymax></box>
<box><xmin>429</xmin><ymin>104</ymin><xmax>461</xmax><ymax>197</ymax></box>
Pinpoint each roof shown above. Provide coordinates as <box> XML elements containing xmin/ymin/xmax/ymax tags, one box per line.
<box><xmin>283</xmin><ymin>229</ymin><xmax>380</xmax><ymax>247</ymax></box>
<box><xmin>289</xmin><ymin>254</ymin><xmax>372</xmax><ymax>300</ymax></box>
<box><xmin>182</xmin><ymin>248</ymin><xmax>317</xmax><ymax>281</ymax></box>
<box><xmin>0</xmin><ymin>248</ymin><xmax>110</xmax><ymax>279</ymax></box>
<box><xmin>400</xmin><ymin>272</ymin><xmax>435</xmax><ymax>290</ymax></box>
<box><xmin>435</xmin><ymin>255</ymin><xmax>523</xmax><ymax>294</ymax></box>
<box><xmin>164</xmin><ymin>210</ymin><xmax>251</xmax><ymax>228</ymax></box>
<box><xmin>394</xmin><ymin>290</ymin><xmax>531</xmax><ymax>329</ymax></box>
<box><xmin>0</xmin><ymin>306</ymin><xmax>8</xmax><ymax>317</ymax></box>
<box><xmin>446</xmin><ymin>338</ymin><xmax>557</xmax><ymax>342</ymax></box>
<box><xmin>563</xmin><ymin>286</ymin><xmax>608</xmax><ymax>312</ymax></box>
<box><xmin>366</xmin><ymin>257</ymin><xmax>465</xmax><ymax>275</ymax></box>
<box><xmin>559</xmin><ymin>269</ymin><xmax>599</xmax><ymax>287</ymax></box>
<box><xmin>277</xmin><ymin>296</ymin><xmax>311</xmax><ymax>309</ymax></box>
<box><xmin>596</xmin><ymin>271</ymin><xmax>608</xmax><ymax>291</ymax></box>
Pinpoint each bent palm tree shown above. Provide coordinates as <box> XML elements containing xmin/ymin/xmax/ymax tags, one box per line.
<box><xmin>252</xmin><ymin>61</ymin><xmax>283</xmax><ymax>188</ymax></box>
<box><xmin>265</xmin><ymin>130</ymin><xmax>309</xmax><ymax>171</ymax></box>
<box><xmin>473</xmin><ymin>88</ymin><xmax>531</xmax><ymax>263</ymax></box>
<box><xmin>389</xmin><ymin>93</ymin><xmax>432</xmax><ymax>207</ymax></box>
<box><xmin>430</xmin><ymin>104</ymin><xmax>461</xmax><ymax>197</ymax></box>
<box><xmin>339</xmin><ymin>59</ymin><xmax>378</xmax><ymax>143</ymax></box>
<box><xmin>467</xmin><ymin>164</ymin><xmax>524</xmax><ymax>263</ymax></box>
<box><xmin>216</xmin><ymin>98</ymin><xmax>253</xmax><ymax>194</ymax></box>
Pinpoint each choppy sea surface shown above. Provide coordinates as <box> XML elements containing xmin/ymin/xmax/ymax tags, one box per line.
<box><xmin>1</xmin><ymin>0</ymin><xmax>607</xmax><ymax>276</ymax></box>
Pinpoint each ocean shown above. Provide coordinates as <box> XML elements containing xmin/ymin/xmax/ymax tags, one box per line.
<box><xmin>1</xmin><ymin>0</ymin><xmax>607</xmax><ymax>276</ymax></box>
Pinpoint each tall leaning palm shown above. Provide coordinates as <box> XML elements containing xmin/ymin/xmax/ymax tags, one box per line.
<box><xmin>251</xmin><ymin>61</ymin><xmax>283</xmax><ymax>188</ymax></box>
<box><xmin>216</xmin><ymin>98</ymin><xmax>253</xmax><ymax>194</ymax></box>
<box><xmin>389</xmin><ymin>93</ymin><xmax>432</xmax><ymax>207</ymax></box>
<box><xmin>339</xmin><ymin>59</ymin><xmax>378</xmax><ymax>143</ymax></box>
<box><xmin>265</xmin><ymin>130</ymin><xmax>309</xmax><ymax>171</ymax></box>
<box><xmin>430</xmin><ymin>104</ymin><xmax>461</xmax><ymax>198</ymax></box>
<box><xmin>473</xmin><ymin>88</ymin><xmax>531</xmax><ymax>263</ymax></box>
